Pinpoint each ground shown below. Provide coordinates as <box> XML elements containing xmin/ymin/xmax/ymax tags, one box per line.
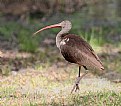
<box><xmin>0</xmin><ymin>45</ymin><xmax>121</xmax><ymax>106</ymax></box>
<box><xmin>0</xmin><ymin>1</ymin><xmax>121</xmax><ymax>105</ymax></box>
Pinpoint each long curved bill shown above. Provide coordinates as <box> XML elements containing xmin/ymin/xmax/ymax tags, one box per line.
<box><xmin>33</xmin><ymin>23</ymin><xmax>62</xmax><ymax>35</ymax></box>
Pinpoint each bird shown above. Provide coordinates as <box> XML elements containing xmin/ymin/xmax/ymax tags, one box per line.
<box><xmin>33</xmin><ymin>20</ymin><xmax>104</xmax><ymax>93</ymax></box>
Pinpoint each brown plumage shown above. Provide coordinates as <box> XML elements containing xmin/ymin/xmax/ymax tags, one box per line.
<box><xmin>33</xmin><ymin>20</ymin><xmax>104</xmax><ymax>93</ymax></box>
<box><xmin>60</xmin><ymin>34</ymin><xmax>104</xmax><ymax>71</ymax></box>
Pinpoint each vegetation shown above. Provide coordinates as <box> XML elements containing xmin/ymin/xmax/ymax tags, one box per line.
<box><xmin>0</xmin><ymin>64</ymin><xmax>121</xmax><ymax>106</ymax></box>
<box><xmin>1</xmin><ymin>18</ymin><xmax>121</xmax><ymax>53</ymax></box>
<box><xmin>0</xmin><ymin>0</ymin><xmax>121</xmax><ymax>105</ymax></box>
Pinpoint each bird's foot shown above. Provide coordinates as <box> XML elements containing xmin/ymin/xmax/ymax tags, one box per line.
<box><xmin>71</xmin><ymin>77</ymin><xmax>81</xmax><ymax>93</ymax></box>
<box><xmin>75</xmin><ymin>83</ymin><xmax>80</xmax><ymax>91</ymax></box>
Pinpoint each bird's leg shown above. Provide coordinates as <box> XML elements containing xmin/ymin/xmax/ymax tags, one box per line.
<box><xmin>71</xmin><ymin>66</ymin><xmax>88</xmax><ymax>93</ymax></box>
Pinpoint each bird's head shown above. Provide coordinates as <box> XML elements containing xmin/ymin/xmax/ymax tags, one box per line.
<box><xmin>33</xmin><ymin>20</ymin><xmax>72</xmax><ymax>35</ymax></box>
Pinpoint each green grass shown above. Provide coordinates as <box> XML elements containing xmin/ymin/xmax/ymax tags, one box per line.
<box><xmin>0</xmin><ymin>63</ymin><xmax>121</xmax><ymax>106</ymax></box>
<box><xmin>69</xmin><ymin>92</ymin><xmax>121</xmax><ymax>106</ymax></box>
<box><xmin>10</xmin><ymin>91</ymin><xmax>121</xmax><ymax>105</ymax></box>
<box><xmin>0</xmin><ymin>21</ymin><xmax>39</xmax><ymax>52</ymax></box>
<box><xmin>1</xmin><ymin>16</ymin><xmax>121</xmax><ymax>53</ymax></box>
<box><xmin>0</xmin><ymin>44</ymin><xmax>121</xmax><ymax>105</ymax></box>
<box><xmin>18</xmin><ymin>29</ymin><xmax>39</xmax><ymax>52</ymax></box>
<box><xmin>1</xmin><ymin>14</ymin><xmax>121</xmax><ymax>105</ymax></box>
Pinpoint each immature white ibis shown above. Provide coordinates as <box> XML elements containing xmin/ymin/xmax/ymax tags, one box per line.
<box><xmin>33</xmin><ymin>20</ymin><xmax>104</xmax><ymax>93</ymax></box>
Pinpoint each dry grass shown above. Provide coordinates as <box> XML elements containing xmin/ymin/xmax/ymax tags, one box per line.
<box><xmin>0</xmin><ymin>64</ymin><xmax>121</xmax><ymax>106</ymax></box>
<box><xmin>0</xmin><ymin>45</ymin><xmax>121</xmax><ymax>106</ymax></box>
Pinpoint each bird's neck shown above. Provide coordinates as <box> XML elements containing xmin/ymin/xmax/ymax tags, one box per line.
<box><xmin>56</xmin><ymin>29</ymin><xmax>68</xmax><ymax>48</ymax></box>
<box><xmin>56</xmin><ymin>24</ymin><xmax>72</xmax><ymax>49</ymax></box>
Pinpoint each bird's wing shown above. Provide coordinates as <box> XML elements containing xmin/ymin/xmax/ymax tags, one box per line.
<box><xmin>78</xmin><ymin>36</ymin><xmax>103</xmax><ymax>65</ymax></box>
<box><xmin>60</xmin><ymin>34</ymin><xmax>104</xmax><ymax>70</ymax></box>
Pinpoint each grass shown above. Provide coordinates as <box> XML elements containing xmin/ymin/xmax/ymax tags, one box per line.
<box><xmin>0</xmin><ymin>63</ymin><xmax>121</xmax><ymax>106</ymax></box>
<box><xmin>0</xmin><ymin>43</ymin><xmax>121</xmax><ymax>105</ymax></box>
<box><xmin>1</xmin><ymin>12</ymin><xmax>121</xmax><ymax>105</ymax></box>
<box><xmin>18</xmin><ymin>30</ymin><xmax>39</xmax><ymax>52</ymax></box>
<box><xmin>0</xmin><ymin>21</ymin><xmax>39</xmax><ymax>52</ymax></box>
<box><xmin>1</xmin><ymin>14</ymin><xmax>121</xmax><ymax>53</ymax></box>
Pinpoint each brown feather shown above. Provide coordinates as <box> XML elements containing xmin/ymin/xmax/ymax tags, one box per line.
<box><xmin>60</xmin><ymin>34</ymin><xmax>104</xmax><ymax>71</ymax></box>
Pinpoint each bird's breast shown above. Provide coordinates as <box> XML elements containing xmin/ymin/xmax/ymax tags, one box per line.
<box><xmin>60</xmin><ymin>38</ymin><xmax>69</xmax><ymax>46</ymax></box>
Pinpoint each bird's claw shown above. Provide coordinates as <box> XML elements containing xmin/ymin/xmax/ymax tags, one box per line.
<box><xmin>75</xmin><ymin>84</ymin><xmax>80</xmax><ymax>92</ymax></box>
<box><xmin>71</xmin><ymin>83</ymin><xmax>80</xmax><ymax>93</ymax></box>
<box><xmin>71</xmin><ymin>76</ymin><xmax>81</xmax><ymax>93</ymax></box>
<box><xmin>71</xmin><ymin>71</ymin><xmax>88</xmax><ymax>93</ymax></box>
